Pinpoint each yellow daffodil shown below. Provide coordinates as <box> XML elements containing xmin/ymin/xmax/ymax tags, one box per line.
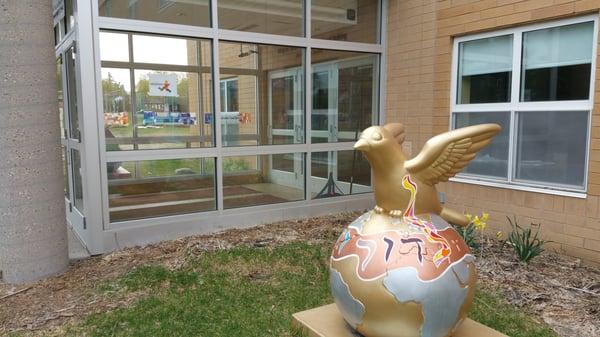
<box><xmin>481</xmin><ymin>213</ymin><xmax>489</xmax><ymax>222</ymax></box>
<box><xmin>472</xmin><ymin>214</ymin><xmax>487</xmax><ymax>231</ymax></box>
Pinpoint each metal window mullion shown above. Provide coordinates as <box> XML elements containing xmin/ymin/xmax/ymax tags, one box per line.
<box><xmin>584</xmin><ymin>18</ymin><xmax>599</xmax><ymax>192</ymax></box>
<box><xmin>98</xmin><ymin>16</ymin><xmax>214</xmax><ymax>39</ymax></box>
<box><xmin>197</xmin><ymin>39</ymin><xmax>206</xmax><ymax>146</ymax></box>
<box><xmin>220</xmin><ymin>144</ymin><xmax>309</xmax><ymax>157</ymax></box>
<box><xmin>210</xmin><ymin>0</ymin><xmax>224</xmax><ymax>212</ymax></box>
<box><xmin>305</xmin><ymin>42</ymin><xmax>312</xmax><ymax>200</ymax></box>
<box><xmin>508</xmin><ymin>30</ymin><xmax>522</xmax><ymax>185</ymax></box>
<box><xmin>507</xmin><ymin>110</ymin><xmax>517</xmax><ymax>184</ymax></box>
<box><xmin>378</xmin><ymin>0</ymin><xmax>388</xmax><ymax>124</ymax></box>
<box><xmin>105</xmin><ymin>147</ymin><xmax>220</xmax><ymax>162</ymax></box>
<box><xmin>101</xmin><ymin>61</ymin><xmax>203</xmax><ymax>73</ymax></box>
<box><xmin>305</xmin><ymin>0</ymin><xmax>311</xmax><ymax>39</ymax></box>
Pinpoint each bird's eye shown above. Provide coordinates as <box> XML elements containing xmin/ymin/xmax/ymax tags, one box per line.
<box><xmin>372</xmin><ymin>132</ymin><xmax>382</xmax><ymax>141</ymax></box>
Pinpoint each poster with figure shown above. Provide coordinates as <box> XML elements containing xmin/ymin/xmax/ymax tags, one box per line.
<box><xmin>149</xmin><ymin>73</ymin><xmax>178</xmax><ymax>97</ymax></box>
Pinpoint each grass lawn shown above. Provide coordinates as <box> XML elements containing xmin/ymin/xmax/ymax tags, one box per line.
<box><xmin>60</xmin><ymin>242</ymin><xmax>556</xmax><ymax>337</ymax></box>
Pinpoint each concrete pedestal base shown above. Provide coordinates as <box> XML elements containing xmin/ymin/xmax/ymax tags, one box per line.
<box><xmin>292</xmin><ymin>304</ymin><xmax>508</xmax><ymax>337</ymax></box>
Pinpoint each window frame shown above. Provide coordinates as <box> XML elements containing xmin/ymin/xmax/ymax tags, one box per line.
<box><xmin>450</xmin><ymin>15</ymin><xmax>599</xmax><ymax>196</ymax></box>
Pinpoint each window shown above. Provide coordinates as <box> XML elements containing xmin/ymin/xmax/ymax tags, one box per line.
<box><xmin>218</xmin><ymin>0</ymin><xmax>303</xmax><ymax>37</ymax></box>
<box><xmin>457</xmin><ymin>35</ymin><xmax>512</xmax><ymax>104</ymax></box>
<box><xmin>521</xmin><ymin>22</ymin><xmax>594</xmax><ymax>101</ymax></box>
<box><xmin>107</xmin><ymin>158</ymin><xmax>216</xmax><ymax>222</ymax></box>
<box><xmin>98</xmin><ymin>0</ymin><xmax>210</xmax><ymax>27</ymax></box>
<box><xmin>311</xmin><ymin>150</ymin><xmax>371</xmax><ymax>198</ymax></box>
<box><xmin>100</xmin><ymin>32</ymin><xmax>214</xmax><ymax>151</ymax></box>
<box><xmin>312</xmin><ymin>0</ymin><xmax>380</xmax><ymax>43</ymax></box>
<box><xmin>96</xmin><ymin>1</ymin><xmax>383</xmax><ymax>224</ymax></box>
<box><xmin>218</xmin><ymin>41</ymin><xmax>305</xmax><ymax>147</ymax></box>
<box><xmin>222</xmin><ymin>153</ymin><xmax>305</xmax><ymax>209</ymax></box>
<box><xmin>452</xmin><ymin>17</ymin><xmax>597</xmax><ymax>192</ymax></box>
<box><xmin>311</xmin><ymin>49</ymin><xmax>378</xmax><ymax>143</ymax></box>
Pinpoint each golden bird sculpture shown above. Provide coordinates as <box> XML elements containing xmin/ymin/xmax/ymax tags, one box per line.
<box><xmin>353</xmin><ymin>123</ymin><xmax>501</xmax><ymax>226</ymax></box>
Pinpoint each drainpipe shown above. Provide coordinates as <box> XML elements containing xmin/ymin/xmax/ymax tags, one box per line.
<box><xmin>0</xmin><ymin>0</ymin><xmax>69</xmax><ymax>283</ymax></box>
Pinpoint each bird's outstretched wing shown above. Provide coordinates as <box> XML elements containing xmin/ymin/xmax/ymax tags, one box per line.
<box><xmin>383</xmin><ymin>123</ymin><xmax>405</xmax><ymax>145</ymax></box>
<box><xmin>405</xmin><ymin>124</ymin><xmax>501</xmax><ymax>185</ymax></box>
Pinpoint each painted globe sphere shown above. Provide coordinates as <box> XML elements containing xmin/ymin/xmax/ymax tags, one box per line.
<box><xmin>330</xmin><ymin>210</ymin><xmax>477</xmax><ymax>337</ymax></box>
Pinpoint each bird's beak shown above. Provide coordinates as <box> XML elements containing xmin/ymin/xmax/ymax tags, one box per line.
<box><xmin>354</xmin><ymin>138</ymin><xmax>370</xmax><ymax>151</ymax></box>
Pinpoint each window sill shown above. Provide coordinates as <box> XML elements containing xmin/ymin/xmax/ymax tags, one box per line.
<box><xmin>448</xmin><ymin>177</ymin><xmax>587</xmax><ymax>199</ymax></box>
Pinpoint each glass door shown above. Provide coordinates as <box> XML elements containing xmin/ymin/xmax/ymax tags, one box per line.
<box><xmin>311</xmin><ymin>64</ymin><xmax>337</xmax><ymax>143</ymax></box>
<box><xmin>268</xmin><ymin>68</ymin><xmax>304</xmax><ymax>190</ymax></box>
<box><xmin>58</xmin><ymin>43</ymin><xmax>86</xmax><ymax>235</ymax></box>
<box><xmin>310</xmin><ymin>56</ymin><xmax>376</xmax><ymax>195</ymax></box>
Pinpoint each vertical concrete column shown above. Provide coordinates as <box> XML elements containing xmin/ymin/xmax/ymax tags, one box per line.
<box><xmin>0</xmin><ymin>0</ymin><xmax>69</xmax><ymax>283</ymax></box>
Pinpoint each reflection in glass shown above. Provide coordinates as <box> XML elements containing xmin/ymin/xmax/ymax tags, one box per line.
<box><xmin>133</xmin><ymin>35</ymin><xmax>210</xmax><ymax>66</ymax></box>
<box><xmin>107</xmin><ymin>158</ymin><xmax>216</xmax><ymax>222</ymax></box>
<box><xmin>218</xmin><ymin>0</ymin><xmax>303</xmax><ymax>37</ymax></box>
<box><xmin>133</xmin><ymin>70</ymin><xmax>210</xmax><ymax>149</ymax></box>
<box><xmin>71</xmin><ymin>149</ymin><xmax>84</xmax><ymax>212</ymax></box>
<box><xmin>99</xmin><ymin>32</ymin><xmax>129</xmax><ymax>62</ymax></box>
<box><xmin>312</xmin><ymin>0</ymin><xmax>379</xmax><ymax>43</ymax></box>
<box><xmin>100</xmin><ymin>33</ymin><xmax>214</xmax><ymax>151</ymax></box>
<box><xmin>458</xmin><ymin>35</ymin><xmax>512</xmax><ymax>104</ymax></box>
<box><xmin>454</xmin><ymin>111</ymin><xmax>510</xmax><ymax>179</ymax></box>
<box><xmin>56</xmin><ymin>57</ymin><xmax>66</xmax><ymax>139</ymax></box>
<box><xmin>515</xmin><ymin>111</ymin><xmax>588</xmax><ymax>188</ymax></box>
<box><xmin>102</xmin><ymin>68</ymin><xmax>133</xmax><ymax>150</ymax></box>
<box><xmin>62</xmin><ymin>147</ymin><xmax>70</xmax><ymax>200</ymax></box>
<box><xmin>311</xmin><ymin>49</ymin><xmax>377</xmax><ymax>143</ymax></box>
<box><xmin>220</xmin><ymin>78</ymin><xmax>239</xmax><ymax>113</ymax></box>
<box><xmin>223</xmin><ymin>154</ymin><xmax>304</xmax><ymax>209</ymax></box>
<box><xmin>521</xmin><ymin>22</ymin><xmax>594</xmax><ymax>102</ymax></box>
<box><xmin>219</xmin><ymin>42</ymin><xmax>304</xmax><ymax>146</ymax></box>
<box><xmin>64</xmin><ymin>0</ymin><xmax>75</xmax><ymax>33</ymax></box>
<box><xmin>98</xmin><ymin>0</ymin><xmax>210</xmax><ymax>27</ymax></box>
<box><xmin>311</xmin><ymin>150</ymin><xmax>371</xmax><ymax>199</ymax></box>
<box><xmin>66</xmin><ymin>46</ymin><xmax>80</xmax><ymax>140</ymax></box>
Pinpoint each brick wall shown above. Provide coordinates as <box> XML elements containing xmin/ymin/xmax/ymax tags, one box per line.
<box><xmin>386</xmin><ymin>0</ymin><xmax>600</xmax><ymax>264</ymax></box>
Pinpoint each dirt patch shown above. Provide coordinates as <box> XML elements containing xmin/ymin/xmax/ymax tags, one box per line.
<box><xmin>1</xmin><ymin>211</ymin><xmax>598</xmax><ymax>336</ymax></box>
<box><xmin>476</xmin><ymin>239</ymin><xmax>600</xmax><ymax>337</ymax></box>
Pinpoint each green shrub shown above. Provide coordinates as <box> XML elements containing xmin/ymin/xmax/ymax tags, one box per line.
<box><xmin>506</xmin><ymin>216</ymin><xmax>546</xmax><ymax>264</ymax></box>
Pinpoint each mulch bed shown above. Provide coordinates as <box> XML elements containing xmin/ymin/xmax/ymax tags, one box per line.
<box><xmin>1</xmin><ymin>211</ymin><xmax>598</xmax><ymax>336</ymax></box>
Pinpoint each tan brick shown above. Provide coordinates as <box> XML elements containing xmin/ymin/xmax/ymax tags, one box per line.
<box><xmin>514</xmin><ymin>0</ymin><xmax>555</xmax><ymax>12</ymax></box>
<box><xmin>438</xmin><ymin>12</ymin><xmax>482</xmax><ymax>28</ymax></box>
<box><xmin>564</xmin><ymin>234</ymin><xmax>585</xmax><ymax>247</ymax></box>
<box><xmin>497</xmin><ymin>0</ymin><xmax>529</xmax><ymax>5</ymax></box>
<box><xmin>480</xmin><ymin>5</ymin><xmax>516</xmax><ymax>20</ymax></box>
<box><xmin>552</xmin><ymin>196</ymin><xmax>565</xmax><ymax>212</ymax></box>
<box><xmin>584</xmin><ymin>238</ymin><xmax>600</xmax><ymax>251</ymax></box>
<box><xmin>541</xmin><ymin>210</ymin><xmax>567</xmax><ymax>223</ymax></box>
<box><xmin>564</xmin><ymin>197</ymin><xmax>586</xmax><ymax>214</ymax></box>
<box><xmin>588</xmin><ymin>183</ymin><xmax>600</xmax><ymax>196</ymax></box>
<box><xmin>524</xmin><ymin>193</ymin><xmax>546</xmax><ymax>209</ymax></box>
<box><xmin>463</xmin><ymin>17</ymin><xmax>503</xmax><ymax>32</ymax></box>
<box><xmin>565</xmin><ymin>225</ymin><xmax>600</xmax><ymax>240</ymax></box>
<box><xmin>586</xmin><ymin>195</ymin><xmax>599</xmax><ymax>218</ymax></box>
<box><xmin>496</xmin><ymin>11</ymin><xmax>534</xmax><ymax>27</ymax></box>
<box><xmin>562</xmin><ymin>245</ymin><xmax>600</xmax><ymax>263</ymax></box>
<box><xmin>587</xmin><ymin>218</ymin><xmax>600</xmax><ymax>230</ymax></box>
<box><xmin>575</xmin><ymin>0</ymin><xmax>600</xmax><ymax>12</ymax></box>
<box><xmin>530</xmin><ymin>2</ymin><xmax>575</xmax><ymax>20</ymax></box>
